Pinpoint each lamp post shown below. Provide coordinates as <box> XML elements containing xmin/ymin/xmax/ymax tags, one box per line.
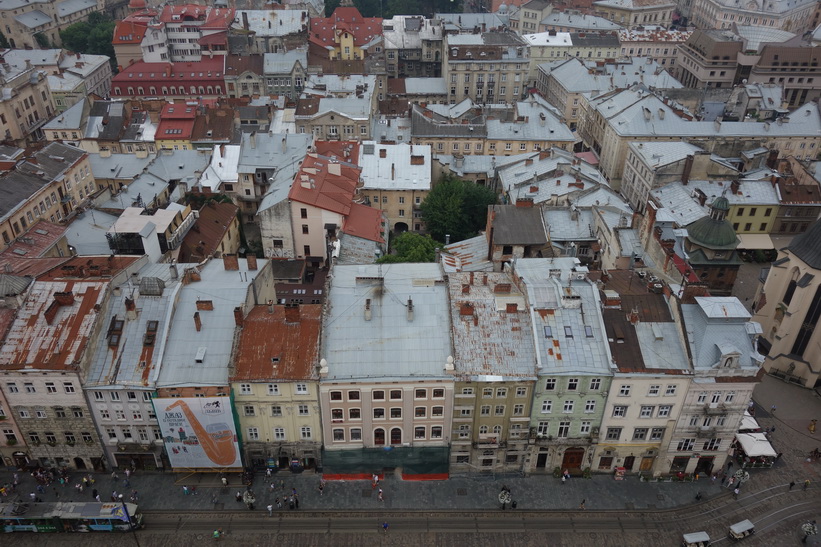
<box><xmin>118</xmin><ymin>494</ymin><xmax>140</xmax><ymax>547</ymax></box>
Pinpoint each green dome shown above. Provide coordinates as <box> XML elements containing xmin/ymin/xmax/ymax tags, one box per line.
<box><xmin>710</xmin><ymin>196</ymin><xmax>730</xmax><ymax>211</ymax></box>
<box><xmin>687</xmin><ymin>216</ymin><xmax>738</xmax><ymax>249</ymax></box>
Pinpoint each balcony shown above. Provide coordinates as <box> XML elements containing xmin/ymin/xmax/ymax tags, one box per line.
<box><xmin>703</xmin><ymin>403</ymin><xmax>726</xmax><ymax>415</ymax></box>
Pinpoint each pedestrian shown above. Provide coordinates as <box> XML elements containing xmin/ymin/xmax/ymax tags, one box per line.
<box><xmin>123</xmin><ymin>478</ymin><xmax>130</xmax><ymax>488</ymax></box>
<box><xmin>579</xmin><ymin>499</ymin><xmax>586</xmax><ymax>510</ymax></box>
<box><xmin>221</xmin><ymin>476</ymin><xmax>228</xmax><ymax>487</ymax></box>
<box><xmin>92</xmin><ymin>488</ymin><xmax>98</xmax><ymax>500</ymax></box>
<box><xmin>711</xmin><ymin>475</ymin><xmax>717</xmax><ymax>485</ymax></box>
<box><xmin>111</xmin><ymin>490</ymin><xmax>119</xmax><ymax>502</ymax></box>
<box><xmin>382</xmin><ymin>521</ymin><xmax>389</xmax><ymax>533</ymax></box>
<box><xmin>561</xmin><ymin>475</ymin><xmax>566</xmax><ymax>484</ymax></box>
<box><xmin>183</xmin><ymin>485</ymin><xmax>189</xmax><ymax>495</ymax></box>
<box><xmin>267</xmin><ymin>503</ymin><xmax>273</xmax><ymax>516</ymax></box>
<box><xmin>288</xmin><ymin>496</ymin><xmax>295</xmax><ymax>510</ymax></box>
<box><xmin>236</xmin><ymin>491</ymin><xmax>242</xmax><ymax>503</ymax></box>
<box><xmin>111</xmin><ymin>471</ymin><xmax>119</xmax><ymax>481</ymax></box>
<box><xmin>95</xmin><ymin>494</ymin><xmax>101</xmax><ymax>502</ymax></box>
<box><xmin>212</xmin><ymin>529</ymin><xmax>221</xmax><ymax>541</ymax></box>
<box><xmin>771</xmin><ymin>404</ymin><xmax>777</xmax><ymax>413</ymax></box>
<box><xmin>295</xmin><ymin>495</ymin><xmax>299</xmax><ymax>509</ymax></box>
<box><xmin>29</xmin><ymin>492</ymin><xmax>36</xmax><ymax>501</ymax></box>
<box><xmin>776</xmin><ymin>452</ymin><xmax>783</xmax><ymax>460</ymax></box>
<box><xmin>36</xmin><ymin>484</ymin><xmax>44</xmax><ymax>494</ymax></box>
<box><xmin>770</xmin><ymin>425</ymin><xmax>776</xmax><ymax>434</ymax></box>
<box><xmin>275</xmin><ymin>497</ymin><xmax>281</xmax><ymax>509</ymax></box>
<box><xmin>512</xmin><ymin>500</ymin><xmax>517</xmax><ymax>509</ymax></box>
<box><xmin>378</xmin><ymin>488</ymin><xmax>384</xmax><ymax>502</ymax></box>
<box><xmin>266</xmin><ymin>468</ymin><xmax>272</xmax><ymax>478</ymax></box>
<box><xmin>131</xmin><ymin>490</ymin><xmax>139</xmax><ymax>502</ymax></box>
<box><xmin>790</xmin><ymin>480</ymin><xmax>796</xmax><ymax>491</ymax></box>
<box><xmin>318</xmin><ymin>479</ymin><xmax>325</xmax><ymax>496</ymax></box>
<box><xmin>733</xmin><ymin>487</ymin><xmax>740</xmax><ymax>499</ymax></box>
<box><xmin>372</xmin><ymin>473</ymin><xmax>379</xmax><ymax>489</ymax></box>
<box><xmin>804</xmin><ymin>479</ymin><xmax>811</xmax><ymax>491</ymax></box>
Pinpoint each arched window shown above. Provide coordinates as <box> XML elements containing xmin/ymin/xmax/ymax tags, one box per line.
<box><xmin>137</xmin><ymin>87</ymin><xmax>144</xmax><ymax>94</ymax></box>
<box><xmin>492</xmin><ymin>425</ymin><xmax>502</xmax><ymax>434</ymax></box>
<box><xmin>479</xmin><ymin>425</ymin><xmax>488</xmax><ymax>434</ymax></box>
<box><xmin>198</xmin><ymin>86</ymin><xmax>205</xmax><ymax>94</ymax></box>
<box><xmin>207</xmin><ymin>86</ymin><xmax>213</xmax><ymax>94</ymax></box>
<box><xmin>373</xmin><ymin>428</ymin><xmax>385</xmax><ymax>446</ymax></box>
<box><xmin>215</xmin><ymin>86</ymin><xmax>222</xmax><ymax>94</ymax></box>
<box><xmin>149</xmin><ymin>87</ymin><xmax>156</xmax><ymax>95</ymax></box>
<box><xmin>390</xmin><ymin>428</ymin><xmax>402</xmax><ymax>445</ymax></box>
<box><xmin>782</xmin><ymin>268</ymin><xmax>800</xmax><ymax>306</ymax></box>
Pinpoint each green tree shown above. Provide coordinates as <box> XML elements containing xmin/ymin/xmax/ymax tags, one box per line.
<box><xmin>0</xmin><ymin>31</ymin><xmax>9</xmax><ymax>49</ymax></box>
<box><xmin>378</xmin><ymin>232</ymin><xmax>440</xmax><ymax>263</ymax></box>
<box><xmin>420</xmin><ymin>175</ymin><xmax>497</xmax><ymax>243</ymax></box>
<box><xmin>59</xmin><ymin>22</ymin><xmax>91</xmax><ymax>53</ymax></box>
<box><xmin>59</xmin><ymin>14</ymin><xmax>115</xmax><ymax>58</ymax></box>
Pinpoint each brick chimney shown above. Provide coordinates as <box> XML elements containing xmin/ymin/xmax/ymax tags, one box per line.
<box><xmin>196</xmin><ymin>299</ymin><xmax>214</xmax><ymax>311</ymax></box>
<box><xmin>681</xmin><ymin>282</ymin><xmax>710</xmax><ymax>304</ymax></box>
<box><xmin>284</xmin><ymin>304</ymin><xmax>300</xmax><ymax>323</ymax></box>
<box><xmin>53</xmin><ymin>291</ymin><xmax>74</xmax><ymax>306</ymax></box>
<box><xmin>469</xmin><ymin>272</ymin><xmax>474</xmax><ymax>285</ymax></box>
<box><xmin>223</xmin><ymin>254</ymin><xmax>240</xmax><ymax>271</ymax></box>
<box><xmin>125</xmin><ymin>297</ymin><xmax>137</xmax><ymax>320</ymax></box>
<box><xmin>681</xmin><ymin>154</ymin><xmax>694</xmax><ymax>185</ymax></box>
<box><xmin>233</xmin><ymin>306</ymin><xmax>244</xmax><ymax>327</ymax></box>
<box><xmin>459</xmin><ymin>302</ymin><xmax>474</xmax><ymax>316</ymax></box>
<box><xmin>246</xmin><ymin>254</ymin><xmax>258</xmax><ymax>271</ymax></box>
<box><xmin>494</xmin><ymin>283</ymin><xmax>512</xmax><ymax>294</ymax></box>
<box><xmin>462</xmin><ymin>284</ymin><xmax>470</xmax><ymax>294</ymax></box>
<box><xmin>193</xmin><ymin>311</ymin><xmax>202</xmax><ymax>332</ymax></box>
<box><xmin>516</xmin><ymin>198</ymin><xmax>534</xmax><ymax>207</ymax></box>
<box><xmin>506</xmin><ymin>302</ymin><xmax>518</xmax><ymax>313</ymax></box>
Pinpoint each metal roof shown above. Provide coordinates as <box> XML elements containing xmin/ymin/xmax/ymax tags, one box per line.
<box><xmin>681</xmin><ymin>297</ymin><xmax>762</xmax><ymax>370</ymax></box>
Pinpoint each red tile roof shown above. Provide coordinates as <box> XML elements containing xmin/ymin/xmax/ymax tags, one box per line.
<box><xmin>36</xmin><ymin>255</ymin><xmax>142</xmax><ymax>282</ymax></box>
<box><xmin>178</xmin><ymin>202</ymin><xmax>239</xmax><ymax>263</ymax></box>
<box><xmin>158</xmin><ymin>5</ymin><xmax>235</xmax><ymax>29</ymax></box>
<box><xmin>309</xmin><ymin>7</ymin><xmax>382</xmax><ymax>49</ymax></box>
<box><xmin>288</xmin><ymin>152</ymin><xmax>361</xmax><ymax>216</ymax></box>
<box><xmin>0</xmin><ymin>257</ymin><xmax>70</xmax><ymax>278</ymax></box>
<box><xmin>343</xmin><ymin>202</ymin><xmax>385</xmax><ymax>243</ymax></box>
<box><xmin>0</xmin><ymin>220</ymin><xmax>66</xmax><ymax>259</ymax></box>
<box><xmin>230</xmin><ymin>304</ymin><xmax>322</xmax><ymax>381</ymax></box>
<box><xmin>113</xmin><ymin>20</ymin><xmax>150</xmax><ymax>45</ymax></box>
<box><xmin>156</xmin><ymin>103</ymin><xmax>197</xmax><ymax>141</ymax></box>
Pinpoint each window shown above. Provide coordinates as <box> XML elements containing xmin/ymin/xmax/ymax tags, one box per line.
<box><xmin>689</xmin><ymin>415</ymin><xmax>700</xmax><ymax>427</ymax></box>
<box><xmin>648</xmin><ymin>385</ymin><xmax>660</xmax><ymax>396</ymax></box>
<box><xmin>247</xmin><ymin>427</ymin><xmax>259</xmax><ymax>441</ymax></box>
<box><xmin>589</xmin><ymin>378</ymin><xmax>601</xmax><ymax>390</ymax></box>
<box><xmin>333</xmin><ymin>429</ymin><xmax>345</xmax><ymax>442</ymax></box>
<box><xmin>665</xmin><ymin>385</ymin><xmax>677</xmax><ymax>396</ymax></box>
<box><xmin>390</xmin><ymin>390</ymin><xmax>402</xmax><ymax>400</ymax></box>
<box><xmin>29</xmin><ymin>432</ymin><xmax>40</xmax><ymax>444</ymax></box>
<box><xmin>46</xmin><ymin>382</ymin><xmax>57</xmax><ymax>393</ymax></box>
<box><xmin>415</xmin><ymin>406</ymin><xmax>427</xmax><ymax>418</ymax></box>
<box><xmin>63</xmin><ymin>382</ymin><xmax>75</xmax><ymax>393</ymax></box>
<box><xmin>562</xmin><ymin>400</ymin><xmax>574</xmax><ymax>413</ymax></box>
<box><xmin>127</xmin><ymin>391</ymin><xmax>137</xmax><ymax>401</ymax></box>
<box><xmin>696</xmin><ymin>392</ymin><xmax>707</xmax><ymax>404</ymax></box>
<box><xmin>567</xmin><ymin>379</ymin><xmax>579</xmax><ymax>391</ymax></box>
<box><xmin>711</xmin><ymin>392</ymin><xmax>721</xmax><ymax>404</ymax></box>
<box><xmin>576</xmin><ymin>421</ymin><xmax>590</xmax><ymax>434</ymax></box>
<box><xmin>431</xmin><ymin>426</ymin><xmax>443</xmax><ymax>439</ymax></box>
<box><xmin>516</xmin><ymin>387</ymin><xmax>527</xmax><ymax>397</ymax></box>
<box><xmin>633</xmin><ymin>427</ymin><xmax>648</xmax><ymax>440</ymax></box>
<box><xmin>349</xmin><ymin>408</ymin><xmax>361</xmax><ymax>420</ymax></box>
<box><xmin>296</xmin><ymin>384</ymin><xmax>308</xmax><ymax>394</ymax></box>
<box><xmin>496</xmin><ymin>388</ymin><xmax>507</xmax><ymax>398</ymax></box>
<box><xmin>658</xmin><ymin>405</ymin><xmax>672</xmax><ymax>418</ymax></box>
<box><xmin>271</xmin><ymin>406</ymin><xmax>282</xmax><ymax>417</ymax></box>
<box><xmin>274</xmin><ymin>428</ymin><xmax>285</xmax><ymax>440</ymax></box>
<box><xmin>350</xmin><ymin>428</ymin><xmax>362</xmax><ymax>441</ymax></box>
<box><xmin>56</xmin><ymin>408</ymin><xmax>68</xmax><ymax>418</ymax></box>
<box><xmin>640</xmin><ymin>406</ymin><xmax>654</xmax><ymax>418</ymax></box>
<box><xmin>584</xmin><ymin>400</ymin><xmax>596</xmax><ymax>413</ymax></box>
<box><xmin>298</xmin><ymin>404</ymin><xmax>309</xmax><ymax>416</ymax></box>
<box><xmin>545</xmin><ymin>378</ymin><xmax>556</xmax><ymax>390</ymax></box>
<box><xmin>331</xmin><ymin>409</ymin><xmax>343</xmax><ymax>421</ymax></box>
<box><xmin>432</xmin><ymin>406</ymin><xmax>443</xmax><ymax>417</ymax></box>
<box><xmin>541</xmin><ymin>400</ymin><xmax>553</xmax><ymax>413</ymax></box>
<box><xmin>606</xmin><ymin>427</ymin><xmax>622</xmax><ymax>440</ymax></box>
<box><xmin>725</xmin><ymin>391</ymin><xmax>735</xmax><ymax>403</ymax></box>
<box><xmin>460</xmin><ymin>408</ymin><xmax>472</xmax><ymax>417</ymax></box>
<box><xmin>23</xmin><ymin>382</ymin><xmax>35</xmax><ymax>393</ymax></box>
<box><xmin>703</xmin><ymin>438</ymin><xmax>721</xmax><ymax>451</ymax></box>
<box><xmin>612</xmin><ymin>405</ymin><xmax>627</xmax><ymax>417</ymax></box>
<box><xmin>373</xmin><ymin>390</ymin><xmax>385</xmax><ymax>401</ymax></box>
<box><xmin>558</xmin><ymin>421</ymin><xmax>570</xmax><ymax>437</ymax></box>
<box><xmin>240</xmin><ymin>384</ymin><xmax>252</xmax><ymax>395</ymax></box>
<box><xmin>302</xmin><ymin>224</ymin><xmax>309</xmax><ymax>234</ymax></box>
<box><xmin>244</xmin><ymin>405</ymin><xmax>255</xmax><ymax>416</ymax></box>
<box><xmin>74</xmin><ymin>409</ymin><xmax>85</xmax><ymax>418</ymax></box>
<box><xmin>373</xmin><ymin>408</ymin><xmax>385</xmax><ymax>419</ymax></box>
<box><xmin>111</xmin><ymin>392</ymin><xmax>120</xmax><ymax>401</ymax></box>
<box><xmin>650</xmin><ymin>427</ymin><xmax>665</xmax><ymax>441</ymax></box>
<box><xmin>300</xmin><ymin>208</ymin><xmax>308</xmax><ymax>219</ymax></box>
<box><xmin>390</xmin><ymin>408</ymin><xmax>402</xmax><ymax>418</ymax></box>
<box><xmin>300</xmin><ymin>427</ymin><xmax>312</xmax><ymax>439</ymax></box>
<box><xmin>330</xmin><ymin>391</ymin><xmax>343</xmax><ymax>401</ymax></box>
<box><xmin>677</xmin><ymin>438</ymin><xmax>695</xmax><ymax>451</ymax></box>
<box><xmin>483</xmin><ymin>387</ymin><xmax>493</xmax><ymax>398</ymax></box>
<box><xmin>94</xmin><ymin>391</ymin><xmax>104</xmax><ymax>401</ymax></box>
<box><xmin>415</xmin><ymin>389</ymin><xmax>427</xmax><ymax>399</ymax></box>
<box><xmin>618</xmin><ymin>385</ymin><xmax>631</xmax><ymax>396</ymax></box>
<box><xmin>513</xmin><ymin>404</ymin><xmax>525</xmax><ymax>416</ymax></box>
<box><xmin>414</xmin><ymin>426</ymin><xmax>426</xmax><ymax>439</ymax></box>
<box><xmin>36</xmin><ymin>409</ymin><xmax>47</xmax><ymax>418</ymax></box>
<box><xmin>45</xmin><ymin>432</ymin><xmax>57</xmax><ymax>444</ymax></box>
<box><xmin>482</xmin><ymin>406</ymin><xmax>491</xmax><ymax>418</ymax></box>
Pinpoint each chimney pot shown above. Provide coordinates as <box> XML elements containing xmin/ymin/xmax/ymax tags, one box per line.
<box><xmin>234</xmin><ymin>306</ymin><xmax>244</xmax><ymax>327</ymax></box>
<box><xmin>193</xmin><ymin>311</ymin><xmax>202</xmax><ymax>332</ymax></box>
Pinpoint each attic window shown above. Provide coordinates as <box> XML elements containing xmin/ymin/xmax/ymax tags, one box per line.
<box><xmin>564</xmin><ymin>326</ymin><xmax>573</xmax><ymax>338</ymax></box>
<box><xmin>543</xmin><ymin>326</ymin><xmax>553</xmax><ymax>338</ymax></box>
<box><xmin>584</xmin><ymin>325</ymin><xmax>594</xmax><ymax>338</ymax></box>
<box><xmin>143</xmin><ymin>333</ymin><xmax>156</xmax><ymax>346</ymax></box>
<box><xmin>271</xmin><ymin>357</ymin><xmax>280</xmax><ymax>363</ymax></box>
<box><xmin>146</xmin><ymin>320</ymin><xmax>158</xmax><ymax>333</ymax></box>
<box><xmin>109</xmin><ymin>317</ymin><xmax>124</xmax><ymax>334</ymax></box>
<box><xmin>108</xmin><ymin>333</ymin><xmax>120</xmax><ymax>347</ymax></box>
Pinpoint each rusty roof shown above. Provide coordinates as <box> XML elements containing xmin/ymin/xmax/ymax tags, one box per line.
<box><xmin>0</xmin><ymin>220</ymin><xmax>67</xmax><ymax>259</ymax></box>
<box><xmin>231</xmin><ymin>304</ymin><xmax>321</xmax><ymax>381</ymax></box>
<box><xmin>0</xmin><ymin>279</ymin><xmax>108</xmax><ymax>370</ymax></box>
<box><xmin>36</xmin><ymin>255</ymin><xmax>141</xmax><ymax>282</ymax></box>
<box><xmin>178</xmin><ymin>202</ymin><xmax>238</xmax><ymax>263</ymax></box>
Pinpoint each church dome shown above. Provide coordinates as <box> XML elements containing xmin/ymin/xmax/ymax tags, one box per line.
<box><xmin>686</xmin><ymin>196</ymin><xmax>738</xmax><ymax>249</ymax></box>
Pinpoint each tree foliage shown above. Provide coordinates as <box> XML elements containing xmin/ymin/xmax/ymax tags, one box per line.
<box><xmin>59</xmin><ymin>14</ymin><xmax>116</xmax><ymax>61</ymax></box>
<box><xmin>377</xmin><ymin>232</ymin><xmax>440</xmax><ymax>263</ymax></box>
<box><xmin>420</xmin><ymin>175</ymin><xmax>498</xmax><ymax>243</ymax></box>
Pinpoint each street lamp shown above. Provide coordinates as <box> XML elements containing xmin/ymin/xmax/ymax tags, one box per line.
<box><xmin>118</xmin><ymin>494</ymin><xmax>140</xmax><ymax>547</ymax></box>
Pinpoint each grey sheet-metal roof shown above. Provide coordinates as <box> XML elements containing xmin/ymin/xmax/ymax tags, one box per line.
<box><xmin>448</xmin><ymin>271</ymin><xmax>536</xmax><ymax>379</ymax></box>
<box><xmin>234</xmin><ymin>10</ymin><xmax>308</xmax><ymax>37</ymax></box>
<box><xmin>687</xmin><ymin>179</ymin><xmax>779</xmax><ymax>206</ymax></box>
<box><xmin>573</xmin><ymin>185</ymin><xmax>632</xmax><ymax>213</ymax></box>
<box><xmin>788</xmin><ymin>218</ymin><xmax>821</xmax><ymax>269</ymax></box>
<box><xmin>359</xmin><ymin>141</ymin><xmax>431</xmax><ymax>191</ymax></box>
<box><xmin>404</xmin><ymin>77</ymin><xmax>446</xmax><ymax>95</ymax></box>
<box><xmin>0</xmin><ymin>171</ymin><xmax>51</xmax><ymax>223</ymax></box>
<box><xmin>321</xmin><ymin>263</ymin><xmax>453</xmax><ymax>381</ymax></box>
<box><xmin>734</xmin><ymin>25</ymin><xmax>796</xmax><ymax>52</ymax></box>
<box><xmin>434</xmin><ymin>153</ymin><xmax>523</xmax><ymax>178</ymax></box>
<box><xmin>158</xmin><ymin>258</ymin><xmax>255</xmax><ymax>387</ymax></box>
<box><xmin>57</xmin><ymin>0</ymin><xmax>96</xmax><ymax>17</ymax></box>
<box><xmin>442</xmin><ymin>234</ymin><xmax>492</xmax><ymax>273</ymax></box>
<box><xmin>635</xmin><ymin>321</ymin><xmax>689</xmax><ymax>370</ymax></box>
<box><xmin>629</xmin><ymin>141</ymin><xmax>702</xmax><ymax>169</ymax></box>
<box><xmin>0</xmin><ymin>274</ymin><xmax>32</xmax><ymax>296</ymax></box>
<box><xmin>371</xmin><ymin>116</ymin><xmax>412</xmax><ymax>143</ymax></box>
<box><xmin>490</xmin><ymin>205</ymin><xmax>548</xmax><ymax>245</ymax></box>
<box><xmin>541</xmin><ymin>11</ymin><xmax>622</xmax><ymax>31</ymax></box>
<box><xmin>435</xmin><ymin>12</ymin><xmax>508</xmax><ymax>31</ymax></box>
<box><xmin>335</xmin><ymin>232</ymin><xmax>380</xmax><ymax>265</ymax></box>
<box><xmin>544</xmin><ymin>208</ymin><xmax>597</xmax><ymax>241</ymax></box>
<box><xmin>88</xmin><ymin>153</ymin><xmax>153</xmax><ymax>181</ymax></box>
<box><xmin>86</xmin><ymin>261</ymin><xmax>192</xmax><ymax>388</ymax></box>
<box><xmin>248</xmin><ymin>133</ymin><xmax>315</xmax><ymax>213</ymax></box>
<box><xmin>64</xmin><ymin>208</ymin><xmax>118</xmax><ymax>256</ymax></box>
<box><xmin>14</xmin><ymin>10</ymin><xmax>52</xmax><ymax>29</ymax></box>
<box><xmin>514</xmin><ymin>257</ymin><xmax>614</xmax><ymax>375</ymax></box>
<box><xmin>263</xmin><ymin>48</ymin><xmax>307</xmax><ymax>74</ymax></box>
<box><xmin>681</xmin><ymin>296</ymin><xmax>763</xmax><ymax>370</ymax></box>
<box><xmin>650</xmin><ymin>181</ymin><xmax>708</xmax><ymax>226</ymax></box>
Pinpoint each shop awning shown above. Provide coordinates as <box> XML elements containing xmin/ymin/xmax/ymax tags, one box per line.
<box><xmin>738</xmin><ymin>411</ymin><xmax>760</xmax><ymax>433</ymax></box>
<box><xmin>735</xmin><ymin>432</ymin><xmax>777</xmax><ymax>457</ymax></box>
<box><xmin>737</xmin><ymin>233</ymin><xmax>774</xmax><ymax>250</ymax></box>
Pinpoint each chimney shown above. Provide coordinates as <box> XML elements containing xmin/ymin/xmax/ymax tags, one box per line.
<box><xmin>525</xmin><ymin>158</ymin><xmax>533</xmax><ymax>166</ymax></box>
<box><xmin>539</xmin><ymin>150</ymin><xmax>549</xmax><ymax>161</ymax></box>
<box><xmin>469</xmin><ymin>272</ymin><xmax>474</xmax><ymax>285</ymax></box>
<box><xmin>482</xmin><ymin>274</ymin><xmax>488</xmax><ymax>286</ymax></box>
<box><xmin>365</xmin><ymin>298</ymin><xmax>372</xmax><ymax>321</ymax></box>
<box><xmin>246</xmin><ymin>254</ymin><xmax>258</xmax><ymax>271</ymax></box>
<box><xmin>730</xmin><ymin>180</ymin><xmax>740</xmax><ymax>195</ymax></box>
<box><xmin>267</xmin><ymin>299</ymin><xmax>274</xmax><ymax>314</ymax></box>
<box><xmin>169</xmin><ymin>261</ymin><xmax>179</xmax><ymax>279</ymax></box>
<box><xmin>379</xmin><ymin>148</ymin><xmax>387</xmax><ymax>158</ymax></box>
<box><xmin>391</xmin><ymin>163</ymin><xmax>395</xmax><ymax>180</ymax></box>
<box><xmin>53</xmin><ymin>291</ymin><xmax>74</xmax><ymax>306</ymax></box>
<box><xmin>494</xmin><ymin>283</ymin><xmax>512</xmax><ymax>294</ymax></box>
<box><xmin>516</xmin><ymin>198</ymin><xmax>534</xmax><ymax>208</ymax></box>
<box><xmin>681</xmin><ymin>282</ymin><xmax>710</xmax><ymax>304</ymax></box>
<box><xmin>459</xmin><ymin>302</ymin><xmax>474</xmax><ymax>316</ymax></box>
<box><xmin>125</xmin><ymin>297</ymin><xmax>137</xmax><ymax>320</ymax></box>
<box><xmin>193</xmin><ymin>311</ymin><xmax>202</xmax><ymax>332</ymax></box>
<box><xmin>196</xmin><ymin>299</ymin><xmax>214</xmax><ymax>311</ymax></box>
<box><xmin>627</xmin><ymin>308</ymin><xmax>640</xmax><ymax>325</ymax></box>
<box><xmin>233</xmin><ymin>306</ymin><xmax>244</xmax><ymax>327</ymax></box>
<box><xmin>462</xmin><ymin>283</ymin><xmax>470</xmax><ymax>294</ymax></box>
<box><xmin>223</xmin><ymin>254</ymin><xmax>240</xmax><ymax>271</ymax></box>
<box><xmin>506</xmin><ymin>302</ymin><xmax>518</xmax><ymax>313</ymax></box>
<box><xmin>44</xmin><ymin>301</ymin><xmax>60</xmax><ymax>325</ymax></box>
<box><xmin>242</xmin><ymin>11</ymin><xmax>249</xmax><ymax>30</ymax></box>
<box><xmin>284</xmin><ymin>304</ymin><xmax>300</xmax><ymax>323</ymax></box>
<box><xmin>249</xmin><ymin>131</ymin><xmax>256</xmax><ymax>149</ymax></box>
<box><xmin>407</xmin><ymin>299</ymin><xmax>414</xmax><ymax>322</ymax></box>
<box><xmin>681</xmin><ymin>154</ymin><xmax>694</xmax><ymax>186</ymax></box>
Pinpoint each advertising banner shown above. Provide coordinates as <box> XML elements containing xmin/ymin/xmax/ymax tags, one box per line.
<box><xmin>154</xmin><ymin>397</ymin><xmax>241</xmax><ymax>468</ymax></box>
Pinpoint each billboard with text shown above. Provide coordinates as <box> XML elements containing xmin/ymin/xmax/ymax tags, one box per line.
<box><xmin>154</xmin><ymin>397</ymin><xmax>241</xmax><ymax>468</ymax></box>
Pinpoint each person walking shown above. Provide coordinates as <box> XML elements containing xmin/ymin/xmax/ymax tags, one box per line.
<box><xmin>111</xmin><ymin>471</ymin><xmax>119</xmax><ymax>481</ymax></box>
<box><xmin>804</xmin><ymin>479</ymin><xmax>811</xmax><ymax>491</ymax></box>
<box><xmin>275</xmin><ymin>497</ymin><xmax>281</xmax><ymax>509</ymax></box>
<box><xmin>733</xmin><ymin>487</ymin><xmax>740</xmax><ymax>499</ymax></box>
<box><xmin>92</xmin><ymin>488</ymin><xmax>98</xmax><ymax>500</ymax></box>
<box><xmin>377</xmin><ymin>488</ymin><xmax>384</xmax><ymax>502</ymax></box>
<box><xmin>790</xmin><ymin>480</ymin><xmax>796</xmax><ymax>491</ymax></box>
<box><xmin>771</xmin><ymin>404</ymin><xmax>777</xmax><ymax>413</ymax></box>
<box><xmin>183</xmin><ymin>485</ymin><xmax>189</xmax><ymax>496</ymax></box>
<box><xmin>382</xmin><ymin>521</ymin><xmax>390</xmax><ymax>533</ymax></box>
<box><xmin>318</xmin><ymin>479</ymin><xmax>325</xmax><ymax>496</ymax></box>
<box><xmin>372</xmin><ymin>474</ymin><xmax>379</xmax><ymax>489</ymax></box>
<box><xmin>95</xmin><ymin>494</ymin><xmax>101</xmax><ymax>503</ymax></box>
<box><xmin>579</xmin><ymin>499</ymin><xmax>586</xmax><ymax>510</ymax></box>
<box><xmin>267</xmin><ymin>503</ymin><xmax>273</xmax><ymax>516</ymax></box>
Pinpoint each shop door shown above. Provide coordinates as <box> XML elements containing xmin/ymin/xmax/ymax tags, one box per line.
<box><xmin>536</xmin><ymin>452</ymin><xmax>548</xmax><ymax>468</ymax></box>
<box><xmin>696</xmin><ymin>456</ymin><xmax>715</xmax><ymax>475</ymax></box>
<box><xmin>561</xmin><ymin>448</ymin><xmax>585</xmax><ymax>471</ymax></box>
<box><xmin>640</xmin><ymin>457</ymin><xmax>654</xmax><ymax>471</ymax></box>
<box><xmin>623</xmin><ymin>456</ymin><xmax>635</xmax><ymax>472</ymax></box>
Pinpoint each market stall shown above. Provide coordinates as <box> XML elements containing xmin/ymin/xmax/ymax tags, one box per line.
<box><xmin>732</xmin><ymin>432</ymin><xmax>777</xmax><ymax>468</ymax></box>
<box><xmin>738</xmin><ymin>411</ymin><xmax>762</xmax><ymax>433</ymax></box>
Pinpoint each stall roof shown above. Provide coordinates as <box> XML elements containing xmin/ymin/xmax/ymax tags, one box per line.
<box><xmin>738</xmin><ymin>411</ymin><xmax>760</xmax><ymax>432</ymax></box>
<box><xmin>735</xmin><ymin>432</ymin><xmax>777</xmax><ymax>457</ymax></box>
<box><xmin>683</xmin><ymin>531</ymin><xmax>711</xmax><ymax>543</ymax></box>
